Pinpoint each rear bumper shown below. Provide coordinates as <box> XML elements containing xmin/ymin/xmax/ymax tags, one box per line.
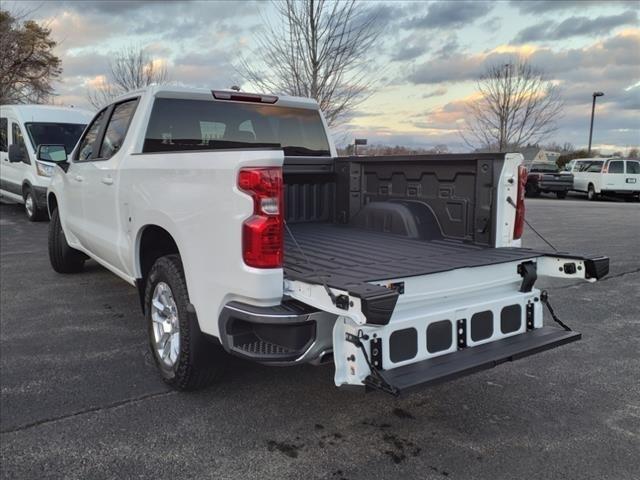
<box><xmin>601</xmin><ymin>189</ymin><xmax>639</xmax><ymax>196</ymax></box>
<box><xmin>539</xmin><ymin>182</ymin><xmax>572</xmax><ymax>192</ymax></box>
<box><xmin>372</xmin><ymin>326</ymin><xmax>580</xmax><ymax>394</ymax></box>
<box><xmin>218</xmin><ymin>299</ymin><xmax>337</xmax><ymax>365</ymax></box>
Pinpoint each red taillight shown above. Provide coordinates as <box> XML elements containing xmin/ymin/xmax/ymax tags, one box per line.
<box><xmin>238</xmin><ymin>167</ymin><xmax>283</xmax><ymax>268</ymax></box>
<box><xmin>514</xmin><ymin>165</ymin><xmax>527</xmax><ymax>240</ymax></box>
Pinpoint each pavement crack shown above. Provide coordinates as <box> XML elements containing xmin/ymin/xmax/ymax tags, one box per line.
<box><xmin>1</xmin><ymin>390</ymin><xmax>175</xmax><ymax>435</ymax></box>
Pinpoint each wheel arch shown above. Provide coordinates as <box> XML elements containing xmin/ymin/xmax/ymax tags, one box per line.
<box><xmin>21</xmin><ymin>180</ymin><xmax>33</xmax><ymax>198</ymax></box>
<box><xmin>47</xmin><ymin>192</ymin><xmax>58</xmax><ymax>217</ymax></box>
<box><xmin>135</xmin><ymin>224</ymin><xmax>182</xmax><ymax>313</ymax></box>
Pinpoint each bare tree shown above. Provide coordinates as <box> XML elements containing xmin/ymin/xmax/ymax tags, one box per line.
<box><xmin>237</xmin><ymin>0</ymin><xmax>383</xmax><ymax>126</ymax></box>
<box><xmin>88</xmin><ymin>45</ymin><xmax>168</xmax><ymax>108</ymax></box>
<box><xmin>461</xmin><ymin>59</ymin><xmax>563</xmax><ymax>152</ymax></box>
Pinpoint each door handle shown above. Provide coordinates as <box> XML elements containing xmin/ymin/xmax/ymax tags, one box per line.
<box><xmin>74</xmin><ymin>175</ymin><xmax>83</xmax><ymax>182</ymax></box>
<box><xmin>101</xmin><ymin>176</ymin><xmax>114</xmax><ymax>185</ymax></box>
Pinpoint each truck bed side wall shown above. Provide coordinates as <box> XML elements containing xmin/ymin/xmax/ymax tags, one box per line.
<box><xmin>284</xmin><ymin>154</ymin><xmax>509</xmax><ymax>247</ymax></box>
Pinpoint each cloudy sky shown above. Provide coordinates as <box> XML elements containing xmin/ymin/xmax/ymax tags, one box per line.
<box><xmin>11</xmin><ymin>0</ymin><xmax>640</xmax><ymax>152</ymax></box>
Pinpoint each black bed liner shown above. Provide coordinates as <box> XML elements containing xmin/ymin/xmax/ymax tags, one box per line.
<box><xmin>284</xmin><ymin>223</ymin><xmax>547</xmax><ymax>286</ymax></box>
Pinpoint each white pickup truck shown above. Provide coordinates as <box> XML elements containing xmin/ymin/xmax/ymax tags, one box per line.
<box><xmin>44</xmin><ymin>86</ymin><xmax>609</xmax><ymax>393</ymax></box>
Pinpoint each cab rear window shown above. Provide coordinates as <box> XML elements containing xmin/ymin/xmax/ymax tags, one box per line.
<box><xmin>143</xmin><ymin>98</ymin><xmax>331</xmax><ymax>157</ymax></box>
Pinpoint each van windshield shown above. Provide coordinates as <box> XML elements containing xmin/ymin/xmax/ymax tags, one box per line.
<box><xmin>25</xmin><ymin>123</ymin><xmax>87</xmax><ymax>154</ymax></box>
<box><xmin>143</xmin><ymin>98</ymin><xmax>331</xmax><ymax>156</ymax></box>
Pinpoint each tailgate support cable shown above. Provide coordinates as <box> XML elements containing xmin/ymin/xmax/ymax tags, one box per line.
<box><xmin>506</xmin><ymin>197</ymin><xmax>558</xmax><ymax>251</ymax></box>
<box><xmin>540</xmin><ymin>290</ymin><xmax>572</xmax><ymax>332</ymax></box>
<box><xmin>346</xmin><ymin>331</ymin><xmax>399</xmax><ymax>397</ymax></box>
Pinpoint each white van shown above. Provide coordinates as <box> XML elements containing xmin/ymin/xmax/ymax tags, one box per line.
<box><xmin>0</xmin><ymin>105</ymin><xmax>93</xmax><ymax>220</ymax></box>
<box><xmin>570</xmin><ymin>157</ymin><xmax>640</xmax><ymax>201</ymax></box>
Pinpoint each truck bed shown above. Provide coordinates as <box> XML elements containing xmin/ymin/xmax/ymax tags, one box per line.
<box><xmin>284</xmin><ymin>223</ymin><xmax>546</xmax><ymax>289</ymax></box>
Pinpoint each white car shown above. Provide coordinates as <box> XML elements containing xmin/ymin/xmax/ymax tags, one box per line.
<box><xmin>570</xmin><ymin>157</ymin><xmax>640</xmax><ymax>201</ymax></box>
<box><xmin>0</xmin><ymin>105</ymin><xmax>93</xmax><ymax>220</ymax></box>
<box><xmin>43</xmin><ymin>85</ymin><xmax>609</xmax><ymax>393</ymax></box>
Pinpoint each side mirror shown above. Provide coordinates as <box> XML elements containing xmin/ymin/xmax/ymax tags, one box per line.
<box><xmin>8</xmin><ymin>144</ymin><xmax>24</xmax><ymax>163</ymax></box>
<box><xmin>36</xmin><ymin>144</ymin><xmax>68</xmax><ymax>163</ymax></box>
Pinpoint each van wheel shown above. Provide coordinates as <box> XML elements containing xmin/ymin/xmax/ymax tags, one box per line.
<box><xmin>48</xmin><ymin>208</ymin><xmax>85</xmax><ymax>273</ymax></box>
<box><xmin>145</xmin><ymin>254</ymin><xmax>222</xmax><ymax>390</ymax></box>
<box><xmin>587</xmin><ymin>184</ymin><xmax>597</xmax><ymax>201</ymax></box>
<box><xmin>24</xmin><ymin>188</ymin><xmax>46</xmax><ymax>221</ymax></box>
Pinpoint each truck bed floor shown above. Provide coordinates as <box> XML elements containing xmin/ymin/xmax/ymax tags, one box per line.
<box><xmin>284</xmin><ymin>223</ymin><xmax>547</xmax><ymax>290</ymax></box>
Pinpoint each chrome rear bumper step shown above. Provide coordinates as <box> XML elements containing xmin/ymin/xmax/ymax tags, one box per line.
<box><xmin>367</xmin><ymin>326</ymin><xmax>581</xmax><ymax>394</ymax></box>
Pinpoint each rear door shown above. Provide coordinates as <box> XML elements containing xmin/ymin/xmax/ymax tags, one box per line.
<box><xmin>602</xmin><ymin>159</ymin><xmax>627</xmax><ymax>191</ymax></box>
<box><xmin>624</xmin><ymin>160</ymin><xmax>640</xmax><ymax>190</ymax></box>
<box><xmin>79</xmin><ymin>98</ymin><xmax>139</xmax><ymax>274</ymax></box>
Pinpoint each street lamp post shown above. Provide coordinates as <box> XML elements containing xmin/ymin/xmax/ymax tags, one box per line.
<box><xmin>588</xmin><ymin>91</ymin><xmax>604</xmax><ymax>154</ymax></box>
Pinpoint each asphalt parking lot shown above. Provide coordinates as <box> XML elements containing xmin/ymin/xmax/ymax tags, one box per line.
<box><xmin>1</xmin><ymin>196</ymin><xmax>639</xmax><ymax>480</ymax></box>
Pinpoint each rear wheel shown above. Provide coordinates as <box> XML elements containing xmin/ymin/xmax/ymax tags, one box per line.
<box><xmin>48</xmin><ymin>208</ymin><xmax>86</xmax><ymax>273</ymax></box>
<box><xmin>145</xmin><ymin>254</ymin><xmax>222</xmax><ymax>390</ymax></box>
<box><xmin>24</xmin><ymin>188</ymin><xmax>46</xmax><ymax>221</ymax></box>
<box><xmin>587</xmin><ymin>184</ymin><xmax>597</xmax><ymax>201</ymax></box>
<box><xmin>556</xmin><ymin>191</ymin><xmax>567</xmax><ymax>199</ymax></box>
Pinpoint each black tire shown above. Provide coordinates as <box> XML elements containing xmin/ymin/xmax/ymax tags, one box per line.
<box><xmin>556</xmin><ymin>191</ymin><xmax>567</xmax><ymax>199</ymax></box>
<box><xmin>587</xmin><ymin>184</ymin><xmax>597</xmax><ymax>201</ymax></box>
<box><xmin>48</xmin><ymin>208</ymin><xmax>85</xmax><ymax>273</ymax></box>
<box><xmin>525</xmin><ymin>182</ymin><xmax>539</xmax><ymax>198</ymax></box>
<box><xmin>145</xmin><ymin>254</ymin><xmax>222</xmax><ymax>390</ymax></box>
<box><xmin>24</xmin><ymin>188</ymin><xmax>46</xmax><ymax>222</ymax></box>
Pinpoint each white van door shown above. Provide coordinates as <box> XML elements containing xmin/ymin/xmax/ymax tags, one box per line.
<box><xmin>1</xmin><ymin>119</ymin><xmax>28</xmax><ymax>201</ymax></box>
<box><xmin>602</xmin><ymin>160</ymin><xmax>628</xmax><ymax>192</ymax></box>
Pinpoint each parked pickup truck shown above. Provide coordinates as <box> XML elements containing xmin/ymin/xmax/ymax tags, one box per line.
<box><xmin>44</xmin><ymin>86</ymin><xmax>609</xmax><ymax>393</ymax></box>
<box><xmin>525</xmin><ymin>162</ymin><xmax>573</xmax><ymax>199</ymax></box>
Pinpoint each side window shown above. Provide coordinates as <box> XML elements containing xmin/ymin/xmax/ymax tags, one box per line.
<box><xmin>12</xmin><ymin>123</ymin><xmax>29</xmax><ymax>164</ymax></box>
<box><xmin>0</xmin><ymin>118</ymin><xmax>7</xmax><ymax>152</ymax></box>
<box><xmin>586</xmin><ymin>162</ymin><xmax>603</xmax><ymax>173</ymax></box>
<box><xmin>99</xmin><ymin>99</ymin><xmax>138</xmax><ymax>159</ymax></box>
<box><xmin>607</xmin><ymin>161</ymin><xmax>623</xmax><ymax>174</ymax></box>
<box><xmin>627</xmin><ymin>161</ymin><xmax>640</xmax><ymax>174</ymax></box>
<box><xmin>76</xmin><ymin>109</ymin><xmax>107</xmax><ymax>161</ymax></box>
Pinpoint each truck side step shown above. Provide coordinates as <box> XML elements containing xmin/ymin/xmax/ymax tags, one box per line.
<box><xmin>369</xmin><ymin>326</ymin><xmax>581</xmax><ymax>394</ymax></box>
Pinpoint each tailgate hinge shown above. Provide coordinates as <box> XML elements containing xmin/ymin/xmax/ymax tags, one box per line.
<box><xmin>345</xmin><ymin>331</ymin><xmax>399</xmax><ymax>397</ymax></box>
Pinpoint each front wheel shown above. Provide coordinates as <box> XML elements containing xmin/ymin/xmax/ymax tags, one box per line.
<box><xmin>24</xmin><ymin>188</ymin><xmax>46</xmax><ymax>221</ymax></box>
<box><xmin>587</xmin><ymin>184</ymin><xmax>598</xmax><ymax>201</ymax></box>
<box><xmin>145</xmin><ymin>254</ymin><xmax>222</xmax><ymax>390</ymax></box>
<box><xmin>48</xmin><ymin>208</ymin><xmax>86</xmax><ymax>273</ymax></box>
<box><xmin>556</xmin><ymin>191</ymin><xmax>568</xmax><ymax>199</ymax></box>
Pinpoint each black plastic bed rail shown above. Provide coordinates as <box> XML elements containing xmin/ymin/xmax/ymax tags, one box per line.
<box><xmin>365</xmin><ymin>326</ymin><xmax>581</xmax><ymax>395</ymax></box>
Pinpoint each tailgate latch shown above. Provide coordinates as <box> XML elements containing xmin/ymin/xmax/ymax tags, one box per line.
<box><xmin>518</xmin><ymin>261</ymin><xmax>537</xmax><ymax>292</ymax></box>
